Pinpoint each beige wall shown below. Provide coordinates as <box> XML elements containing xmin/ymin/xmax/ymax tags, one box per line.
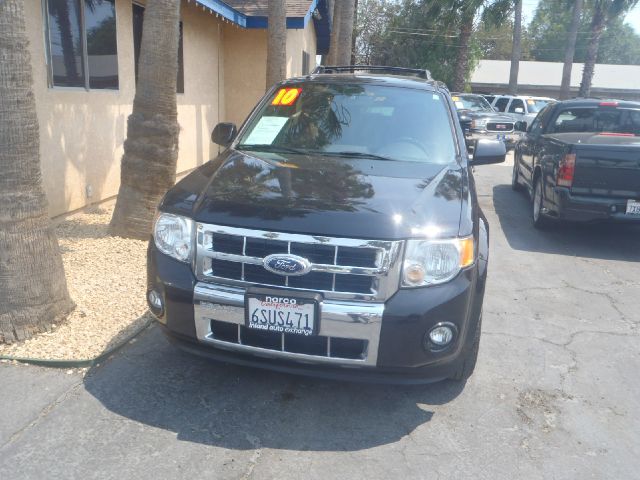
<box><xmin>286</xmin><ymin>22</ymin><xmax>317</xmax><ymax>78</ymax></box>
<box><xmin>222</xmin><ymin>20</ymin><xmax>317</xmax><ymax>127</ymax></box>
<box><xmin>26</xmin><ymin>0</ymin><xmax>224</xmax><ymax>217</ymax></box>
<box><xmin>222</xmin><ymin>25</ymin><xmax>267</xmax><ymax>128</ymax></box>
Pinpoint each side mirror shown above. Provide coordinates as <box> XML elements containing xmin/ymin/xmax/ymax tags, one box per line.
<box><xmin>211</xmin><ymin>122</ymin><xmax>237</xmax><ymax>147</ymax></box>
<box><xmin>514</xmin><ymin>107</ymin><xmax>524</xmax><ymax>114</ymax></box>
<box><xmin>514</xmin><ymin>120</ymin><xmax>528</xmax><ymax>132</ymax></box>
<box><xmin>470</xmin><ymin>139</ymin><xmax>506</xmax><ymax>166</ymax></box>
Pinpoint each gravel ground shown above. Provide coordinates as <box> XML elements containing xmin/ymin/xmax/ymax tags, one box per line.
<box><xmin>0</xmin><ymin>206</ymin><xmax>152</xmax><ymax>360</ymax></box>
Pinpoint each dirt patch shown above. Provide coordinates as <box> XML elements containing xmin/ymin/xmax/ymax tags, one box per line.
<box><xmin>516</xmin><ymin>388</ymin><xmax>573</xmax><ymax>433</ymax></box>
<box><xmin>0</xmin><ymin>206</ymin><xmax>152</xmax><ymax>360</ymax></box>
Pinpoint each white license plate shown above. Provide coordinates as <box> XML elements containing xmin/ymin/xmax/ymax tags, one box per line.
<box><xmin>626</xmin><ymin>199</ymin><xmax>640</xmax><ymax>215</ymax></box>
<box><xmin>246</xmin><ymin>294</ymin><xmax>316</xmax><ymax>336</ymax></box>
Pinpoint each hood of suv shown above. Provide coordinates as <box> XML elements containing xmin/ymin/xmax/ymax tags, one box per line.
<box><xmin>161</xmin><ymin>149</ymin><xmax>465</xmax><ymax>240</ymax></box>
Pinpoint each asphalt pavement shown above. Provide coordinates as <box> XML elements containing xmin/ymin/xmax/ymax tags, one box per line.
<box><xmin>1</xmin><ymin>157</ymin><xmax>639</xmax><ymax>480</ymax></box>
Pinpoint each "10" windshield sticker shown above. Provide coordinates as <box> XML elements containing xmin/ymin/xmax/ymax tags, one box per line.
<box><xmin>272</xmin><ymin>88</ymin><xmax>301</xmax><ymax>106</ymax></box>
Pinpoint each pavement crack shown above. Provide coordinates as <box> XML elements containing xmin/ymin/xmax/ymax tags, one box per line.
<box><xmin>0</xmin><ymin>378</ymin><xmax>83</xmax><ymax>450</ymax></box>
<box><xmin>241</xmin><ymin>434</ymin><xmax>263</xmax><ymax>480</ymax></box>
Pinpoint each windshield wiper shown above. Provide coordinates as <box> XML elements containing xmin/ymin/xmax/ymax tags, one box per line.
<box><xmin>237</xmin><ymin>144</ymin><xmax>309</xmax><ymax>155</ymax></box>
<box><xmin>319</xmin><ymin>151</ymin><xmax>397</xmax><ymax>161</ymax></box>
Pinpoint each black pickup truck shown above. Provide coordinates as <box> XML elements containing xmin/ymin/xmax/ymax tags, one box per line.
<box><xmin>147</xmin><ymin>66</ymin><xmax>506</xmax><ymax>384</ymax></box>
<box><xmin>513</xmin><ymin>99</ymin><xmax>640</xmax><ymax>228</ymax></box>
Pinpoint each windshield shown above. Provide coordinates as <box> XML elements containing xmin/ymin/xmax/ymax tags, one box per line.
<box><xmin>236</xmin><ymin>83</ymin><xmax>457</xmax><ymax>164</ymax></box>
<box><xmin>451</xmin><ymin>95</ymin><xmax>493</xmax><ymax>112</ymax></box>
<box><xmin>527</xmin><ymin>98</ymin><xmax>551</xmax><ymax>113</ymax></box>
<box><xmin>550</xmin><ymin>107</ymin><xmax>640</xmax><ymax>135</ymax></box>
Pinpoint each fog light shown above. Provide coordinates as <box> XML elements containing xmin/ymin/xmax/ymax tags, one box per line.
<box><xmin>427</xmin><ymin>323</ymin><xmax>457</xmax><ymax>348</ymax></box>
<box><xmin>147</xmin><ymin>289</ymin><xmax>164</xmax><ymax>319</ymax></box>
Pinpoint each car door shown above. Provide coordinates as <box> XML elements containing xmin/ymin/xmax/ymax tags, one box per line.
<box><xmin>517</xmin><ymin>105</ymin><xmax>552</xmax><ymax>189</ymax></box>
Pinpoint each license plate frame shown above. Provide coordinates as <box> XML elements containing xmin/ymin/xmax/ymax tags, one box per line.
<box><xmin>626</xmin><ymin>199</ymin><xmax>640</xmax><ymax>215</ymax></box>
<box><xmin>244</xmin><ymin>287</ymin><xmax>322</xmax><ymax>337</ymax></box>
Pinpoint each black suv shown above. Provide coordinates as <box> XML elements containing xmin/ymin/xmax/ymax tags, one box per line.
<box><xmin>147</xmin><ymin>66</ymin><xmax>506</xmax><ymax>384</ymax></box>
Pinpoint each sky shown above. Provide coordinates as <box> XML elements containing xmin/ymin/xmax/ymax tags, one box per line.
<box><xmin>521</xmin><ymin>0</ymin><xmax>640</xmax><ymax>34</ymax></box>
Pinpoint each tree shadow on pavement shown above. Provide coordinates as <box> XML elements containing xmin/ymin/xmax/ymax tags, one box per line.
<box><xmin>84</xmin><ymin>326</ymin><xmax>465</xmax><ymax>451</ymax></box>
<box><xmin>492</xmin><ymin>184</ymin><xmax>640</xmax><ymax>262</ymax></box>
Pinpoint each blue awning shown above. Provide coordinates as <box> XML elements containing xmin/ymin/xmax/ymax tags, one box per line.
<box><xmin>194</xmin><ymin>0</ymin><xmax>331</xmax><ymax>55</ymax></box>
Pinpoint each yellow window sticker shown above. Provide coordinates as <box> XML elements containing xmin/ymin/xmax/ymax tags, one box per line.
<box><xmin>272</xmin><ymin>88</ymin><xmax>301</xmax><ymax>106</ymax></box>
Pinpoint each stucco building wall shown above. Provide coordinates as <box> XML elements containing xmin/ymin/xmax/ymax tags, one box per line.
<box><xmin>222</xmin><ymin>20</ymin><xmax>317</xmax><ymax>127</ymax></box>
<box><xmin>26</xmin><ymin>0</ymin><xmax>224</xmax><ymax>217</ymax></box>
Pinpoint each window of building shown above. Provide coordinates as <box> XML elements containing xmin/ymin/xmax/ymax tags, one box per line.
<box><xmin>302</xmin><ymin>51</ymin><xmax>311</xmax><ymax>75</ymax></box>
<box><xmin>132</xmin><ymin>3</ymin><xmax>184</xmax><ymax>94</ymax></box>
<box><xmin>46</xmin><ymin>0</ymin><xmax>119</xmax><ymax>90</ymax></box>
<box><xmin>508</xmin><ymin>99</ymin><xmax>525</xmax><ymax>113</ymax></box>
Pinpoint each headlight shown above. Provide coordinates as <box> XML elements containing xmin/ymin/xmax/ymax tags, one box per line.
<box><xmin>471</xmin><ymin>119</ymin><xmax>487</xmax><ymax>129</ymax></box>
<box><xmin>153</xmin><ymin>213</ymin><xmax>194</xmax><ymax>262</ymax></box>
<box><xmin>402</xmin><ymin>237</ymin><xmax>474</xmax><ymax>287</ymax></box>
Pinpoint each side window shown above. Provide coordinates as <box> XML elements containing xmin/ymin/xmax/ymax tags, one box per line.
<box><xmin>509</xmin><ymin>99</ymin><xmax>525</xmax><ymax>113</ymax></box>
<box><xmin>132</xmin><ymin>3</ymin><xmax>184</xmax><ymax>93</ymax></box>
<box><xmin>527</xmin><ymin>105</ymin><xmax>554</xmax><ymax>135</ymax></box>
<box><xmin>494</xmin><ymin>97</ymin><xmax>509</xmax><ymax>112</ymax></box>
<box><xmin>46</xmin><ymin>0</ymin><xmax>118</xmax><ymax>90</ymax></box>
<box><xmin>550</xmin><ymin>108</ymin><xmax>595</xmax><ymax>133</ymax></box>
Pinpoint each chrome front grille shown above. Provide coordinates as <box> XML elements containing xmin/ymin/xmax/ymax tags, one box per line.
<box><xmin>486</xmin><ymin>121</ymin><xmax>514</xmax><ymax>132</ymax></box>
<box><xmin>195</xmin><ymin>223</ymin><xmax>403</xmax><ymax>301</ymax></box>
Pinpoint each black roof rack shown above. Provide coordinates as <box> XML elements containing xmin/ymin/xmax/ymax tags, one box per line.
<box><xmin>312</xmin><ymin>65</ymin><xmax>432</xmax><ymax>81</ymax></box>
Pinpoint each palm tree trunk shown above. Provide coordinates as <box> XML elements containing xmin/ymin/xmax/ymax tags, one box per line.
<box><xmin>560</xmin><ymin>0</ymin><xmax>583</xmax><ymax>100</ymax></box>
<box><xmin>326</xmin><ymin>0</ymin><xmax>341</xmax><ymax>65</ymax></box>
<box><xmin>578</xmin><ymin>2</ymin><xmax>606</xmax><ymax>98</ymax></box>
<box><xmin>266</xmin><ymin>0</ymin><xmax>287</xmax><ymax>88</ymax></box>
<box><xmin>351</xmin><ymin>0</ymin><xmax>359</xmax><ymax>65</ymax></box>
<box><xmin>453</xmin><ymin>13</ymin><xmax>474</xmax><ymax>92</ymax></box>
<box><xmin>508</xmin><ymin>0</ymin><xmax>522</xmax><ymax>95</ymax></box>
<box><xmin>0</xmin><ymin>0</ymin><xmax>74</xmax><ymax>343</ymax></box>
<box><xmin>109</xmin><ymin>0</ymin><xmax>181</xmax><ymax>239</ymax></box>
<box><xmin>336</xmin><ymin>0</ymin><xmax>357</xmax><ymax>65</ymax></box>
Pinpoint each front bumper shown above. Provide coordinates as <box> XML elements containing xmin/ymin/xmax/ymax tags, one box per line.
<box><xmin>147</xmin><ymin>243</ymin><xmax>485</xmax><ymax>384</ymax></box>
<box><xmin>552</xmin><ymin>188</ymin><xmax>640</xmax><ymax>223</ymax></box>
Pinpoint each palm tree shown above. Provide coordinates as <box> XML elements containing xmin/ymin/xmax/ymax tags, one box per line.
<box><xmin>454</xmin><ymin>4</ymin><xmax>478</xmax><ymax>92</ymax></box>
<box><xmin>109</xmin><ymin>0</ymin><xmax>182</xmax><ymax>239</ymax></box>
<box><xmin>560</xmin><ymin>0</ymin><xmax>584</xmax><ymax>99</ymax></box>
<box><xmin>326</xmin><ymin>0</ymin><xmax>340</xmax><ymax>65</ymax></box>
<box><xmin>266</xmin><ymin>0</ymin><xmax>287</xmax><ymax>88</ymax></box>
<box><xmin>433</xmin><ymin>0</ymin><xmax>513</xmax><ymax>92</ymax></box>
<box><xmin>0</xmin><ymin>0</ymin><xmax>74</xmax><ymax>343</ymax></box>
<box><xmin>578</xmin><ymin>0</ymin><xmax>639</xmax><ymax>97</ymax></box>
<box><xmin>336</xmin><ymin>0</ymin><xmax>357</xmax><ymax>65</ymax></box>
<box><xmin>508</xmin><ymin>0</ymin><xmax>523</xmax><ymax>95</ymax></box>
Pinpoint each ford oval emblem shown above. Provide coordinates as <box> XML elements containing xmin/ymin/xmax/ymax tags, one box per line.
<box><xmin>263</xmin><ymin>254</ymin><xmax>312</xmax><ymax>276</ymax></box>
